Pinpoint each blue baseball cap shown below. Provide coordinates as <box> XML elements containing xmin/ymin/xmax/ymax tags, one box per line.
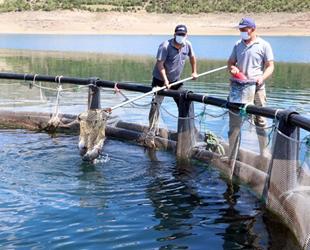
<box><xmin>235</xmin><ymin>18</ymin><xmax>256</xmax><ymax>28</ymax></box>
<box><xmin>175</xmin><ymin>24</ymin><xmax>187</xmax><ymax>34</ymax></box>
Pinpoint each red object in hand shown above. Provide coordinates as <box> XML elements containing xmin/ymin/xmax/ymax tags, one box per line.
<box><xmin>234</xmin><ymin>72</ymin><xmax>248</xmax><ymax>80</ymax></box>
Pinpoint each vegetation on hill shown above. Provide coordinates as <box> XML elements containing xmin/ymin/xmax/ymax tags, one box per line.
<box><xmin>0</xmin><ymin>0</ymin><xmax>309</xmax><ymax>13</ymax></box>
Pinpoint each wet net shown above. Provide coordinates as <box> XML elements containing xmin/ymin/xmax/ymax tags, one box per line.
<box><xmin>77</xmin><ymin>109</ymin><xmax>110</xmax><ymax>161</ymax></box>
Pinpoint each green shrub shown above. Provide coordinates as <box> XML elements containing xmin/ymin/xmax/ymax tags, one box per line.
<box><xmin>0</xmin><ymin>0</ymin><xmax>309</xmax><ymax>13</ymax></box>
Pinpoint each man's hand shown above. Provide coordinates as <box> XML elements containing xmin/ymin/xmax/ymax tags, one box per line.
<box><xmin>256</xmin><ymin>76</ymin><xmax>264</xmax><ymax>86</ymax></box>
<box><xmin>164</xmin><ymin>79</ymin><xmax>171</xmax><ymax>89</ymax></box>
<box><xmin>257</xmin><ymin>60</ymin><xmax>274</xmax><ymax>86</ymax></box>
<box><xmin>229</xmin><ymin>66</ymin><xmax>239</xmax><ymax>76</ymax></box>
<box><xmin>191</xmin><ymin>72</ymin><xmax>198</xmax><ymax>80</ymax></box>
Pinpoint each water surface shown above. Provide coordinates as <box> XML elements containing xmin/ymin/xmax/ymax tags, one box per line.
<box><xmin>0</xmin><ymin>34</ymin><xmax>310</xmax><ymax>62</ymax></box>
<box><xmin>0</xmin><ymin>130</ymin><xmax>300</xmax><ymax>249</ymax></box>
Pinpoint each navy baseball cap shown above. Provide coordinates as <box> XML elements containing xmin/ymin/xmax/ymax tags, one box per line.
<box><xmin>235</xmin><ymin>18</ymin><xmax>256</xmax><ymax>28</ymax></box>
<box><xmin>175</xmin><ymin>24</ymin><xmax>187</xmax><ymax>34</ymax></box>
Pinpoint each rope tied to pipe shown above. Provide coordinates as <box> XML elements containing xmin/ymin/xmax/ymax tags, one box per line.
<box><xmin>114</xmin><ymin>82</ymin><xmax>120</xmax><ymax>93</ymax></box>
<box><xmin>33</xmin><ymin>74</ymin><xmax>38</xmax><ymax>87</ymax></box>
<box><xmin>199</xmin><ymin>104</ymin><xmax>208</xmax><ymax>133</ymax></box>
<box><xmin>221</xmin><ymin>100</ymin><xmax>228</xmax><ymax>114</ymax></box>
<box><xmin>202</xmin><ymin>94</ymin><xmax>209</xmax><ymax>103</ymax></box>
<box><xmin>113</xmin><ymin>82</ymin><xmax>132</xmax><ymax>105</ymax></box>
<box><xmin>46</xmin><ymin>76</ymin><xmax>64</xmax><ymax>130</ymax></box>
<box><xmin>55</xmin><ymin>75</ymin><xmax>63</xmax><ymax>83</ymax></box>
<box><xmin>266</xmin><ymin>109</ymin><xmax>282</xmax><ymax>147</ymax></box>
<box><xmin>23</xmin><ymin>74</ymin><xmax>33</xmax><ymax>89</ymax></box>
<box><xmin>239</xmin><ymin>102</ymin><xmax>252</xmax><ymax>118</ymax></box>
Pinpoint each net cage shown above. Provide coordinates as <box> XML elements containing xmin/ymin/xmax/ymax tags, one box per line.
<box><xmin>1</xmin><ymin>76</ymin><xmax>310</xmax><ymax>249</ymax></box>
<box><xmin>266</xmin><ymin>121</ymin><xmax>310</xmax><ymax>250</ymax></box>
<box><xmin>223</xmin><ymin>109</ymin><xmax>310</xmax><ymax>250</ymax></box>
<box><xmin>194</xmin><ymin>79</ymin><xmax>310</xmax><ymax>249</ymax></box>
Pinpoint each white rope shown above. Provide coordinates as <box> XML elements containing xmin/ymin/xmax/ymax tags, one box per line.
<box><xmin>30</xmin><ymin>82</ymin><xmax>89</xmax><ymax>92</ymax></box>
<box><xmin>202</xmin><ymin>94</ymin><xmax>209</xmax><ymax>103</ymax></box>
<box><xmin>58</xmin><ymin>76</ymin><xmax>63</xmax><ymax>84</ymax></box>
<box><xmin>22</xmin><ymin>74</ymin><xmax>90</xmax><ymax>92</ymax></box>
<box><xmin>47</xmin><ymin>83</ymin><xmax>63</xmax><ymax>127</ymax></box>
<box><xmin>33</xmin><ymin>74</ymin><xmax>38</xmax><ymax>86</ymax></box>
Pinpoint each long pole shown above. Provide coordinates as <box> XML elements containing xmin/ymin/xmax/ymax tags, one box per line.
<box><xmin>110</xmin><ymin>65</ymin><xmax>228</xmax><ymax>111</ymax></box>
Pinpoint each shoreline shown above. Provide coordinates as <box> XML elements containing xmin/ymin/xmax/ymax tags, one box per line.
<box><xmin>0</xmin><ymin>11</ymin><xmax>309</xmax><ymax>36</ymax></box>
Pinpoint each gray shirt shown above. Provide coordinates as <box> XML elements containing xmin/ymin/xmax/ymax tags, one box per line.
<box><xmin>230</xmin><ymin>37</ymin><xmax>274</xmax><ymax>89</ymax></box>
<box><xmin>152</xmin><ymin>38</ymin><xmax>195</xmax><ymax>82</ymax></box>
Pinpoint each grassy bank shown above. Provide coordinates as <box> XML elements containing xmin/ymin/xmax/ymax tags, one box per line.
<box><xmin>0</xmin><ymin>0</ymin><xmax>309</xmax><ymax>13</ymax></box>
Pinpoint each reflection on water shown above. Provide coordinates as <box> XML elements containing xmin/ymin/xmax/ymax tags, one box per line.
<box><xmin>1</xmin><ymin>49</ymin><xmax>309</xmax><ymax>116</ymax></box>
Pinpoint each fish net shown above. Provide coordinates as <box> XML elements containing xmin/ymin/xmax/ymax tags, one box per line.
<box><xmin>266</xmin><ymin>119</ymin><xmax>310</xmax><ymax>250</ymax></box>
<box><xmin>214</xmin><ymin>79</ymin><xmax>310</xmax><ymax>249</ymax></box>
<box><xmin>77</xmin><ymin>109</ymin><xmax>110</xmax><ymax>161</ymax></box>
<box><xmin>199</xmin><ymin>103</ymin><xmax>310</xmax><ymax>249</ymax></box>
<box><xmin>193</xmin><ymin>78</ymin><xmax>310</xmax><ymax>249</ymax></box>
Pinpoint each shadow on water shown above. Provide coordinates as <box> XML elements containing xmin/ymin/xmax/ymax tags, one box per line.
<box><xmin>214</xmin><ymin>180</ymin><xmax>300</xmax><ymax>250</ymax></box>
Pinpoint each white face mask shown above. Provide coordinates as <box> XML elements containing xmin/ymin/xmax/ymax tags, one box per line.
<box><xmin>240</xmin><ymin>31</ymin><xmax>251</xmax><ymax>40</ymax></box>
<box><xmin>175</xmin><ymin>35</ymin><xmax>186</xmax><ymax>44</ymax></box>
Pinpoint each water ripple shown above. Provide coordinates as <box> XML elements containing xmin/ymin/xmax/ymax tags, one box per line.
<box><xmin>0</xmin><ymin>130</ymin><xmax>300</xmax><ymax>249</ymax></box>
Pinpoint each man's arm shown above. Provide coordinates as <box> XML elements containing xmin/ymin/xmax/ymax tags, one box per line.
<box><xmin>157</xmin><ymin>60</ymin><xmax>170</xmax><ymax>89</ymax></box>
<box><xmin>189</xmin><ymin>55</ymin><xmax>198</xmax><ymax>79</ymax></box>
<box><xmin>228</xmin><ymin>58</ymin><xmax>239</xmax><ymax>75</ymax></box>
<box><xmin>257</xmin><ymin>60</ymin><xmax>274</xmax><ymax>86</ymax></box>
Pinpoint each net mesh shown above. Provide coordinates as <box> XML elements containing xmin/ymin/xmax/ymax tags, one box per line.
<box><xmin>77</xmin><ymin>109</ymin><xmax>110</xmax><ymax>161</ymax></box>
<box><xmin>266</xmin><ymin>126</ymin><xmax>310</xmax><ymax>250</ymax></box>
<box><xmin>215</xmin><ymin>106</ymin><xmax>310</xmax><ymax>249</ymax></box>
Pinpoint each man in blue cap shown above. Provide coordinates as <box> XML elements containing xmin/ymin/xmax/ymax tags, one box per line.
<box><xmin>147</xmin><ymin>24</ymin><xmax>198</xmax><ymax>145</ymax></box>
<box><xmin>227</xmin><ymin>17</ymin><xmax>274</xmax><ymax>158</ymax></box>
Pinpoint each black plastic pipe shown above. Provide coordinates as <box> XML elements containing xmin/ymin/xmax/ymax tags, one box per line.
<box><xmin>1</xmin><ymin>72</ymin><xmax>310</xmax><ymax>132</ymax></box>
<box><xmin>0</xmin><ymin>72</ymin><xmax>152</xmax><ymax>93</ymax></box>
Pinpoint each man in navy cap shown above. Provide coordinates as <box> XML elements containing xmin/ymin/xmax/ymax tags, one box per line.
<box><xmin>147</xmin><ymin>24</ymin><xmax>198</xmax><ymax>145</ymax></box>
<box><xmin>227</xmin><ymin>17</ymin><xmax>274</xmax><ymax>158</ymax></box>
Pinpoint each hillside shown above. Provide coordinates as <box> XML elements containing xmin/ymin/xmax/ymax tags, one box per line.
<box><xmin>0</xmin><ymin>0</ymin><xmax>309</xmax><ymax>13</ymax></box>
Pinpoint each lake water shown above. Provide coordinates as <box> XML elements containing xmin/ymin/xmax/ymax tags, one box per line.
<box><xmin>0</xmin><ymin>34</ymin><xmax>309</xmax><ymax>249</ymax></box>
<box><xmin>1</xmin><ymin>34</ymin><xmax>310</xmax><ymax>63</ymax></box>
